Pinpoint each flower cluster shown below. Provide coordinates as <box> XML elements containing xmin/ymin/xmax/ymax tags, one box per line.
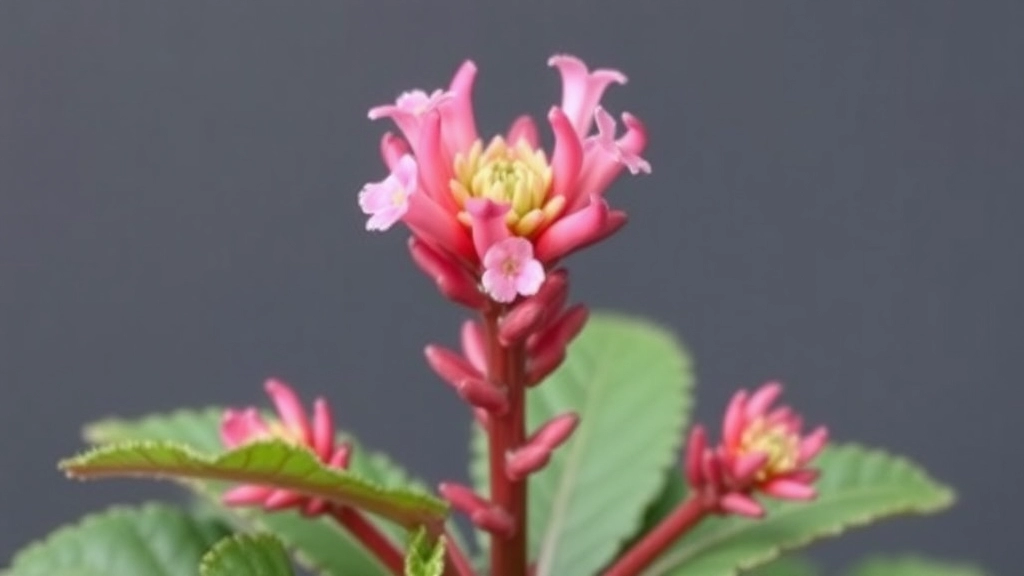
<box><xmin>358</xmin><ymin>55</ymin><xmax>650</xmax><ymax>305</ymax></box>
<box><xmin>220</xmin><ymin>379</ymin><xmax>351</xmax><ymax>516</ymax></box>
<box><xmin>685</xmin><ymin>381</ymin><xmax>828</xmax><ymax>517</ymax></box>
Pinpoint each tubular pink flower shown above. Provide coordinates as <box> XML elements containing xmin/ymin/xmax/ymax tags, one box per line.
<box><xmin>439</xmin><ymin>61</ymin><xmax>480</xmax><ymax>157</ymax></box>
<box><xmin>534</xmin><ymin>195</ymin><xmax>610</xmax><ymax>263</ymax></box>
<box><xmin>362</xmin><ymin>55</ymin><xmax>648</xmax><ymax>293</ymax></box>
<box><xmin>548</xmin><ymin>54</ymin><xmax>628</xmax><ymax>137</ymax></box>
<box><xmin>358</xmin><ymin>155</ymin><xmax>418</xmax><ymax>232</ymax></box>
<box><xmin>368</xmin><ymin>88</ymin><xmax>452</xmax><ymax>150</ymax></box>
<box><xmin>424</xmin><ymin>344</ymin><xmax>483</xmax><ymax>387</ymax></box>
<box><xmin>548</xmin><ymin>106</ymin><xmax>584</xmax><ymax>203</ymax></box>
<box><xmin>481</xmin><ymin>237</ymin><xmax>545</xmax><ymax>303</ymax></box>
<box><xmin>219</xmin><ymin>380</ymin><xmax>350</xmax><ymax>515</ymax></box>
<box><xmin>507</xmin><ymin>115</ymin><xmax>539</xmax><ymax>148</ymax></box>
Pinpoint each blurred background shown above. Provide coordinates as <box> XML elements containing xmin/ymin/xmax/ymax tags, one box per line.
<box><xmin>1</xmin><ymin>1</ymin><xmax>1021</xmax><ymax>573</ymax></box>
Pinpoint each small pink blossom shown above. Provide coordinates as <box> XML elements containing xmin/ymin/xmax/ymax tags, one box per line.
<box><xmin>481</xmin><ymin>237</ymin><xmax>545</xmax><ymax>303</ymax></box>
<box><xmin>594</xmin><ymin>106</ymin><xmax>652</xmax><ymax>175</ymax></box>
<box><xmin>685</xmin><ymin>381</ymin><xmax>828</xmax><ymax>518</ymax></box>
<box><xmin>358</xmin><ymin>154</ymin><xmax>418</xmax><ymax>231</ymax></box>
<box><xmin>220</xmin><ymin>379</ymin><xmax>351</xmax><ymax>516</ymax></box>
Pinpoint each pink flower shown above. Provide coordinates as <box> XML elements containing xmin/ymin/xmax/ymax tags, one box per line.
<box><xmin>481</xmin><ymin>237</ymin><xmax>545</xmax><ymax>303</ymax></box>
<box><xmin>220</xmin><ymin>379</ymin><xmax>351</xmax><ymax>516</ymax></box>
<box><xmin>359</xmin><ymin>54</ymin><xmax>649</xmax><ymax>305</ymax></box>
<box><xmin>685</xmin><ymin>381</ymin><xmax>828</xmax><ymax>518</ymax></box>
<box><xmin>358</xmin><ymin>154</ymin><xmax>418</xmax><ymax>231</ymax></box>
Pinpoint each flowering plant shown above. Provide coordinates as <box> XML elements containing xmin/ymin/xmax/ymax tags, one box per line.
<box><xmin>3</xmin><ymin>55</ymin><xmax>986</xmax><ymax>576</ymax></box>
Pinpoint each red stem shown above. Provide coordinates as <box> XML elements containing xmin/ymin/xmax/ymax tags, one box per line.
<box><xmin>484</xmin><ymin>308</ymin><xmax>529</xmax><ymax>576</ymax></box>
<box><xmin>444</xmin><ymin>528</ymin><xmax>477</xmax><ymax>576</ymax></box>
<box><xmin>328</xmin><ymin>506</ymin><xmax>405</xmax><ymax>576</ymax></box>
<box><xmin>601</xmin><ymin>495</ymin><xmax>711</xmax><ymax>576</ymax></box>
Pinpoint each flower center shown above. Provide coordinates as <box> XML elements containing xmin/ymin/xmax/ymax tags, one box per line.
<box><xmin>451</xmin><ymin>137</ymin><xmax>566</xmax><ymax>237</ymax></box>
<box><xmin>739</xmin><ymin>418</ymin><xmax>800</xmax><ymax>480</ymax></box>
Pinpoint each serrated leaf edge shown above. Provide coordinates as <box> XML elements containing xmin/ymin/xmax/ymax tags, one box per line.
<box><xmin>59</xmin><ymin>439</ymin><xmax>447</xmax><ymax>528</ymax></box>
<box><xmin>199</xmin><ymin>533</ymin><xmax>291</xmax><ymax>576</ymax></box>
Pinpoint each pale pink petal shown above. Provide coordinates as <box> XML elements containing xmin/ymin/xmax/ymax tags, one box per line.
<box><xmin>482</xmin><ymin>268</ymin><xmax>518</xmax><ymax>303</ymax></box>
<box><xmin>548</xmin><ymin>54</ymin><xmax>628</xmax><ymax>137</ymax></box>
<box><xmin>220</xmin><ymin>408</ymin><xmax>269</xmax><ymax>448</ymax></box>
<box><xmin>515</xmin><ymin>259</ymin><xmax>545</xmax><ymax>296</ymax></box>
<box><xmin>222</xmin><ymin>485</ymin><xmax>272</xmax><ymax>506</ymax></box>
<box><xmin>440</xmin><ymin>60</ymin><xmax>479</xmax><ymax>156</ymax></box>
<box><xmin>573</xmin><ymin>111</ymin><xmax>650</xmax><ymax>211</ymax></box>
<box><xmin>311</xmin><ymin>398</ymin><xmax>334</xmax><ymax>462</ymax></box>
<box><xmin>720</xmin><ymin>493</ymin><xmax>765</xmax><ymax>518</ymax></box>
<box><xmin>548</xmin><ymin>106</ymin><xmax>584</xmax><ymax>203</ymax></box>
<box><xmin>762</xmin><ymin>478</ymin><xmax>817</xmax><ymax>501</ymax></box>
<box><xmin>358</xmin><ymin>158</ymin><xmax>417</xmax><ymax>232</ymax></box>
<box><xmin>507</xmin><ymin>115</ymin><xmax>539</xmax><ymax>148</ymax></box>
<box><xmin>593</xmin><ymin>106</ymin><xmax>652</xmax><ymax>175</ymax></box>
<box><xmin>265</xmin><ymin>379</ymin><xmax>312</xmax><ymax>445</ymax></box>
<box><xmin>368</xmin><ymin>89</ymin><xmax>452</xmax><ymax>148</ymax></box>
<box><xmin>467</xmin><ymin>198</ymin><xmax>513</xmax><ymax>262</ymax></box>
<box><xmin>745</xmin><ymin>381</ymin><xmax>784</xmax><ymax>420</ymax></box>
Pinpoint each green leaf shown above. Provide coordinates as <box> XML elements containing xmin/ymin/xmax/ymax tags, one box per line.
<box><xmin>60</xmin><ymin>439</ymin><xmax>446</xmax><ymax>530</ymax></box>
<box><xmin>470</xmin><ymin>312</ymin><xmax>695</xmax><ymax>576</ymax></box>
<box><xmin>846</xmin><ymin>555</ymin><xmax>989</xmax><ymax>576</ymax></box>
<box><xmin>200</xmin><ymin>534</ymin><xmax>296</xmax><ymax>576</ymax></box>
<box><xmin>404</xmin><ymin>528</ymin><xmax>445</xmax><ymax>576</ymax></box>
<box><xmin>82</xmin><ymin>408</ymin><xmax>445</xmax><ymax>576</ymax></box>
<box><xmin>742</xmin><ymin>555</ymin><xmax>818</xmax><ymax>576</ymax></box>
<box><xmin>2</xmin><ymin>503</ymin><xmax>230</xmax><ymax>576</ymax></box>
<box><xmin>646</xmin><ymin>444</ymin><xmax>956</xmax><ymax>576</ymax></box>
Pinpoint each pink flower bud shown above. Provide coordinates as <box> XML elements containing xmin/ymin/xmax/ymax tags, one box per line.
<box><xmin>528</xmin><ymin>304</ymin><xmax>589</xmax><ymax>357</ymax></box>
<box><xmin>439</xmin><ymin>482</ymin><xmax>515</xmax><ymax>537</ymax></box>
<box><xmin>526</xmin><ymin>345</ymin><xmax>566</xmax><ymax>387</ymax></box>
<box><xmin>457</xmin><ymin>378</ymin><xmax>508</xmax><ymax>414</ymax></box>
<box><xmin>684</xmin><ymin>425</ymin><xmax>708</xmax><ymax>488</ymax></box>
<box><xmin>719</xmin><ymin>493</ymin><xmax>764</xmax><ymax>518</ymax></box>
<box><xmin>498</xmin><ymin>270</ymin><xmax>570</xmax><ymax>345</ymax></box>
<box><xmin>408</xmin><ymin>237</ymin><xmax>486</xmax><ymax>309</ymax></box>
<box><xmin>424</xmin><ymin>345</ymin><xmax>482</xmax><ymax>387</ymax></box>
<box><xmin>506</xmin><ymin>444</ymin><xmax>552</xmax><ymax>481</ymax></box>
<box><xmin>531</xmin><ymin>413</ymin><xmax>579</xmax><ymax>450</ymax></box>
<box><xmin>460</xmin><ymin>320</ymin><xmax>488</xmax><ymax>373</ymax></box>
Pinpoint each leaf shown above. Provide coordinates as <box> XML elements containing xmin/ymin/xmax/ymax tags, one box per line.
<box><xmin>404</xmin><ymin>528</ymin><xmax>445</xmax><ymax>576</ymax></box>
<box><xmin>470</xmin><ymin>312</ymin><xmax>695</xmax><ymax>576</ymax></box>
<box><xmin>846</xmin><ymin>555</ymin><xmax>989</xmax><ymax>576</ymax></box>
<box><xmin>60</xmin><ymin>439</ymin><xmax>446</xmax><ymax>530</ymax></box>
<box><xmin>82</xmin><ymin>408</ymin><xmax>444</xmax><ymax>576</ymax></box>
<box><xmin>200</xmin><ymin>534</ymin><xmax>296</xmax><ymax>576</ymax></box>
<box><xmin>742</xmin><ymin>555</ymin><xmax>818</xmax><ymax>576</ymax></box>
<box><xmin>2</xmin><ymin>503</ymin><xmax>230</xmax><ymax>576</ymax></box>
<box><xmin>646</xmin><ymin>444</ymin><xmax>956</xmax><ymax>576</ymax></box>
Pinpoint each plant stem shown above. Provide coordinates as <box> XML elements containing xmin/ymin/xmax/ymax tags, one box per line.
<box><xmin>328</xmin><ymin>506</ymin><xmax>405</xmax><ymax>576</ymax></box>
<box><xmin>601</xmin><ymin>495</ymin><xmax>711</xmax><ymax>576</ymax></box>
<box><xmin>443</xmin><ymin>528</ymin><xmax>477</xmax><ymax>576</ymax></box>
<box><xmin>484</xmin><ymin>307</ymin><xmax>529</xmax><ymax>576</ymax></box>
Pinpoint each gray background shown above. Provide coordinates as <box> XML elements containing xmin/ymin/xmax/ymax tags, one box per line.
<box><xmin>1</xmin><ymin>1</ymin><xmax>1021</xmax><ymax>573</ymax></box>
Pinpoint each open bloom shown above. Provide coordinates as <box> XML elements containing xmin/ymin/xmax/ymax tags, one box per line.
<box><xmin>359</xmin><ymin>54</ymin><xmax>650</xmax><ymax>304</ymax></box>
<box><xmin>685</xmin><ymin>381</ymin><xmax>828</xmax><ymax>518</ymax></box>
<box><xmin>220</xmin><ymin>379</ymin><xmax>351</xmax><ymax>516</ymax></box>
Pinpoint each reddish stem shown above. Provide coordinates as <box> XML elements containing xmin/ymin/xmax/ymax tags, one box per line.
<box><xmin>601</xmin><ymin>495</ymin><xmax>711</xmax><ymax>576</ymax></box>
<box><xmin>328</xmin><ymin>506</ymin><xmax>405</xmax><ymax>576</ymax></box>
<box><xmin>444</xmin><ymin>528</ymin><xmax>477</xmax><ymax>576</ymax></box>
<box><xmin>484</xmin><ymin>307</ymin><xmax>529</xmax><ymax>576</ymax></box>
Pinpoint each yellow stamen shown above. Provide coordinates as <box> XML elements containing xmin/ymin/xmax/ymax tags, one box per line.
<box><xmin>739</xmin><ymin>418</ymin><xmax>800</xmax><ymax>480</ymax></box>
<box><xmin>450</xmin><ymin>136</ymin><xmax>557</xmax><ymax>238</ymax></box>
